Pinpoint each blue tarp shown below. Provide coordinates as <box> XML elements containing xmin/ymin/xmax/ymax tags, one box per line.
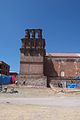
<box><xmin>76</xmin><ymin>84</ymin><xmax>80</xmax><ymax>87</ymax></box>
<box><xmin>0</xmin><ymin>76</ymin><xmax>12</xmax><ymax>85</ymax></box>
<box><xmin>67</xmin><ymin>83</ymin><xmax>80</xmax><ymax>88</ymax></box>
<box><xmin>67</xmin><ymin>84</ymin><xmax>77</xmax><ymax>88</ymax></box>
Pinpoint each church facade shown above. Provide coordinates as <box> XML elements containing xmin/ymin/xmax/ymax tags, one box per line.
<box><xmin>19</xmin><ymin>29</ymin><xmax>80</xmax><ymax>87</ymax></box>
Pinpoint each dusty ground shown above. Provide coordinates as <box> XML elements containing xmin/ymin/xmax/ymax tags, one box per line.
<box><xmin>0</xmin><ymin>85</ymin><xmax>80</xmax><ymax>120</ymax></box>
<box><xmin>0</xmin><ymin>104</ymin><xmax>80</xmax><ymax>120</ymax></box>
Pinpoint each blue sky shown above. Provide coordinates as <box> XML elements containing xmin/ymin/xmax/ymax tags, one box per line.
<box><xmin>0</xmin><ymin>0</ymin><xmax>80</xmax><ymax>72</ymax></box>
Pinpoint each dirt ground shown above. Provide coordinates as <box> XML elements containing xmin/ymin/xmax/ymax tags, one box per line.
<box><xmin>0</xmin><ymin>85</ymin><xmax>80</xmax><ymax>120</ymax></box>
<box><xmin>0</xmin><ymin>103</ymin><xmax>80</xmax><ymax>120</ymax></box>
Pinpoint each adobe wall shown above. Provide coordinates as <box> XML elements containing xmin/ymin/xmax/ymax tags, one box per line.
<box><xmin>44</xmin><ymin>56</ymin><xmax>80</xmax><ymax>78</ymax></box>
<box><xmin>20</xmin><ymin>56</ymin><xmax>44</xmax><ymax>75</ymax></box>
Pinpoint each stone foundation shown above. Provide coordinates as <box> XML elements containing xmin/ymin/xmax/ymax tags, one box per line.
<box><xmin>48</xmin><ymin>77</ymin><xmax>80</xmax><ymax>87</ymax></box>
<box><xmin>17</xmin><ymin>75</ymin><xmax>47</xmax><ymax>88</ymax></box>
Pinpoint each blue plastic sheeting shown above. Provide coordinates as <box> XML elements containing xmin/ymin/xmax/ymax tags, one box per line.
<box><xmin>67</xmin><ymin>84</ymin><xmax>80</xmax><ymax>88</ymax></box>
<box><xmin>76</xmin><ymin>84</ymin><xmax>80</xmax><ymax>87</ymax></box>
<box><xmin>67</xmin><ymin>84</ymin><xmax>77</xmax><ymax>88</ymax></box>
<box><xmin>0</xmin><ymin>76</ymin><xmax>12</xmax><ymax>85</ymax></box>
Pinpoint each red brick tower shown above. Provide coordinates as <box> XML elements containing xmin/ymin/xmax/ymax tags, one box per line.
<box><xmin>19</xmin><ymin>29</ymin><xmax>47</xmax><ymax>87</ymax></box>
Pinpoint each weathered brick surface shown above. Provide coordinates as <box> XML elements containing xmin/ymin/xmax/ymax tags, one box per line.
<box><xmin>20</xmin><ymin>63</ymin><xmax>43</xmax><ymax>75</ymax></box>
<box><xmin>20</xmin><ymin>55</ymin><xmax>43</xmax><ymax>63</ymax></box>
<box><xmin>44</xmin><ymin>57</ymin><xmax>80</xmax><ymax>78</ymax></box>
<box><xmin>0</xmin><ymin>61</ymin><xmax>10</xmax><ymax>75</ymax></box>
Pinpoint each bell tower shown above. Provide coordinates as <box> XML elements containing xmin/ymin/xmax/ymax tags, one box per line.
<box><xmin>19</xmin><ymin>29</ymin><xmax>47</xmax><ymax>87</ymax></box>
